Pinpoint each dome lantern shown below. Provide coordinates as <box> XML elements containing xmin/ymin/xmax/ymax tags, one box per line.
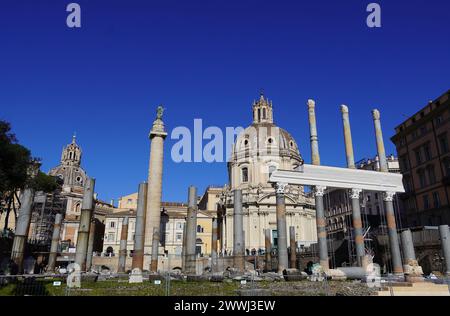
<box><xmin>253</xmin><ymin>92</ymin><xmax>273</xmax><ymax>124</ymax></box>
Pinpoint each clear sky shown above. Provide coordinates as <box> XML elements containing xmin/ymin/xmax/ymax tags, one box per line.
<box><xmin>1</xmin><ymin>0</ymin><xmax>449</xmax><ymax>204</ymax></box>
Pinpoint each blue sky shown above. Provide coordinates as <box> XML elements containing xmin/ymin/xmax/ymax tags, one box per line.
<box><xmin>1</xmin><ymin>0</ymin><xmax>449</xmax><ymax>204</ymax></box>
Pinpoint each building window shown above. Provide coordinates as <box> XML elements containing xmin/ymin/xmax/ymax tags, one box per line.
<box><xmin>423</xmin><ymin>195</ymin><xmax>430</xmax><ymax>210</ymax></box>
<box><xmin>176</xmin><ymin>233</ymin><xmax>182</xmax><ymax>241</ymax></box>
<box><xmin>400</xmin><ymin>156</ymin><xmax>409</xmax><ymax>171</ymax></box>
<box><xmin>241</xmin><ymin>167</ymin><xmax>249</xmax><ymax>183</ymax></box>
<box><xmin>417</xmin><ymin>169</ymin><xmax>426</xmax><ymax>188</ymax></box>
<box><xmin>438</xmin><ymin>134</ymin><xmax>449</xmax><ymax>154</ymax></box>
<box><xmin>197</xmin><ymin>225</ymin><xmax>204</xmax><ymax>233</ymax></box>
<box><xmin>108</xmin><ymin>233</ymin><xmax>115</xmax><ymax>242</ymax></box>
<box><xmin>433</xmin><ymin>192</ymin><xmax>441</xmax><ymax>208</ymax></box>
<box><xmin>423</xmin><ymin>144</ymin><xmax>432</xmax><ymax>161</ymax></box>
<box><xmin>444</xmin><ymin>159</ymin><xmax>450</xmax><ymax>177</ymax></box>
<box><xmin>263</xmin><ymin>108</ymin><xmax>266</xmax><ymax>119</ymax></box>
<box><xmin>176</xmin><ymin>222</ymin><xmax>184</xmax><ymax>230</ymax></box>
<box><xmin>436</xmin><ymin>116</ymin><xmax>443</xmax><ymax>126</ymax></box>
<box><xmin>420</xmin><ymin>126</ymin><xmax>427</xmax><ymax>136</ymax></box>
<box><xmin>415</xmin><ymin>149</ymin><xmax>423</xmax><ymax>165</ymax></box>
<box><xmin>110</xmin><ymin>221</ymin><xmax>115</xmax><ymax>228</ymax></box>
<box><xmin>404</xmin><ymin>176</ymin><xmax>412</xmax><ymax>192</ymax></box>
<box><xmin>375</xmin><ymin>193</ymin><xmax>379</xmax><ymax>200</ymax></box>
<box><xmin>426</xmin><ymin>165</ymin><xmax>436</xmax><ymax>185</ymax></box>
<box><xmin>408</xmin><ymin>198</ymin><xmax>416</xmax><ymax>211</ymax></box>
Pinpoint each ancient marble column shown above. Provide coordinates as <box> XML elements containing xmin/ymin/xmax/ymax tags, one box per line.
<box><xmin>11</xmin><ymin>188</ymin><xmax>35</xmax><ymax>273</ymax></box>
<box><xmin>265</xmin><ymin>228</ymin><xmax>272</xmax><ymax>271</ymax></box>
<box><xmin>340</xmin><ymin>105</ymin><xmax>366</xmax><ymax>267</ymax></box>
<box><xmin>144</xmin><ymin>106</ymin><xmax>167</xmax><ymax>271</ymax></box>
<box><xmin>181</xmin><ymin>221</ymin><xmax>187</xmax><ymax>271</ymax></box>
<box><xmin>75</xmin><ymin>178</ymin><xmax>95</xmax><ymax>271</ymax></box>
<box><xmin>118</xmin><ymin>217</ymin><xmax>129</xmax><ymax>273</ymax></box>
<box><xmin>314</xmin><ymin>185</ymin><xmax>329</xmax><ymax>270</ymax></box>
<box><xmin>401</xmin><ymin>229</ymin><xmax>416</xmax><ymax>265</ymax></box>
<box><xmin>150</xmin><ymin>228</ymin><xmax>159</xmax><ymax>272</ymax></box>
<box><xmin>185</xmin><ymin>186</ymin><xmax>198</xmax><ymax>274</ymax></box>
<box><xmin>340</xmin><ymin>105</ymin><xmax>356</xmax><ymax>169</ymax></box>
<box><xmin>276</xmin><ymin>182</ymin><xmax>289</xmax><ymax>273</ymax></box>
<box><xmin>233</xmin><ymin>189</ymin><xmax>245</xmax><ymax>272</ymax></box>
<box><xmin>350</xmin><ymin>189</ymin><xmax>366</xmax><ymax>266</ymax></box>
<box><xmin>439</xmin><ymin>225</ymin><xmax>450</xmax><ymax>276</ymax></box>
<box><xmin>372</xmin><ymin>109</ymin><xmax>403</xmax><ymax>276</ymax></box>
<box><xmin>211</xmin><ymin>217</ymin><xmax>218</xmax><ymax>272</ymax></box>
<box><xmin>383</xmin><ymin>191</ymin><xmax>404</xmax><ymax>276</ymax></box>
<box><xmin>132</xmin><ymin>182</ymin><xmax>147</xmax><ymax>270</ymax></box>
<box><xmin>372</xmin><ymin>110</ymin><xmax>388</xmax><ymax>172</ymax></box>
<box><xmin>307</xmin><ymin>99</ymin><xmax>329</xmax><ymax>270</ymax></box>
<box><xmin>47</xmin><ymin>213</ymin><xmax>63</xmax><ymax>273</ymax></box>
<box><xmin>85</xmin><ymin>219</ymin><xmax>96</xmax><ymax>271</ymax></box>
<box><xmin>289</xmin><ymin>226</ymin><xmax>297</xmax><ymax>269</ymax></box>
<box><xmin>307</xmin><ymin>99</ymin><xmax>321</xmax><ymax>166</ymax></box>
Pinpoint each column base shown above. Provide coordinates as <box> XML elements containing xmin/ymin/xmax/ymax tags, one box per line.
<box><xmin>320</xmin><ymin>259</ymin><xmax>330</xmax><ymax>271</ymax></box>
<box><xmin>129</xmin><ymin>268</ymin><xmax>144</xmax><ymax>284</ymax></box>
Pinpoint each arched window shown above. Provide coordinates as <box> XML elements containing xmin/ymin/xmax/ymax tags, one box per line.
<box><xmin>262</xmin><ymin>108</ymin><xmax>266</xmax><ymax>119</ymax></box>
<box><xmin>242</xmin><ymin>167</ymin><xmax>249</xmax><ymax>183</ymax></box>
<box><xmin>197</xmin><ymin>225</ymin><xmax>204</xmax><ymax>233</ymax></box>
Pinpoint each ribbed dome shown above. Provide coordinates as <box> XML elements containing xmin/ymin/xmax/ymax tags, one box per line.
<box><xmin>233</xmin><ymin>122</ymin><xmax>302</xmax><ymax>162</ymax></box>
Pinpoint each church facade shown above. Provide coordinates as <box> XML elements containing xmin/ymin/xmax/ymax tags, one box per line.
<box><xmin>218</xmin><ymin>94</ymin><xmax>317</xmax><ymax>254</ymax></box>
<box><xmin>48</xmin><ymin>136</ymin><xmax>89</xmax><ymax>248</ymax></box>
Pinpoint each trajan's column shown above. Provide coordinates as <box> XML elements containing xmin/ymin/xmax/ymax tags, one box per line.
<box><xmin>144</xmin><ymin>106</ymin><xmax>167</xmax><ymax>271</ymax></box>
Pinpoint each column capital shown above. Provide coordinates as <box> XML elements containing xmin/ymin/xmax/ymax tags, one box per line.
<box><xmin>340</xmin><ymin>104</ymin><xmax>349</xmax><ymax>114</ymax></box>
<box><xmin>350</xmin><ymin>188</ymin><xmax>362</xmax><ymax>199</ymax></box>
<box><xmin>275</xmin><ymin>182</ymin><xmax>288</xmax><ymax>194</ymax></box>
<box><xmin>383</xmin><ymin>191</ymin><xmax>396</xmax><ymax>202</ymax></box>
<box><xmin>149</xmin><ymin>106</ymin><xmax>167</xmax><ymax>139</ymax></box>
<box><xmin>307</xmin><ymin>99</ymin><xmax>316</xmax><ymax>109</ymax></box>
<box><xmin>314</xmin><ymin>186</ymin><xmax>327</xmax><ymax>197</ymax></box>
<box><xmin>372</xmin><ymin>109</ymin><xmax>381</xmax><ymax>120</ymax></box>
<box><xmin>149</xmin><ymin>119</ymin><xmax>168</xmax><ymax>139</ymax></box>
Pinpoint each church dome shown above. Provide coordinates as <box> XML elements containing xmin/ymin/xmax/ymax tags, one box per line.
<box><xmin>234</xmin><ymin>123</ymin><xmax>302</xmax><ymax>161</ymax></box>
<box><xmin>232</xmin><ymin>93</ymin><xmax>303</xmax><ymax>164</ymax></box>
<box><xmin>49</xmin><ymin>135</ymin><xmax>87</xmax><ymax>189</ymax></box>
<box><xmin>229</xmin><ymin>93</ymin><xmax>303</xmax><ymax>189</ymax></box>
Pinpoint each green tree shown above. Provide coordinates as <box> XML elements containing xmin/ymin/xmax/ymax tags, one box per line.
<box><xmin>0</xmin><ymin>120</ymin><xmax>59</xmax><ymax>230</ymax></box>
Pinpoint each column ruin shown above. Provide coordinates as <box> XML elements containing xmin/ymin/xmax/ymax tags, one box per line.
<box><xmin>75</xmin><ymin>178</ymin><xmax>95</xmax><ymax>272</ymax></box>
